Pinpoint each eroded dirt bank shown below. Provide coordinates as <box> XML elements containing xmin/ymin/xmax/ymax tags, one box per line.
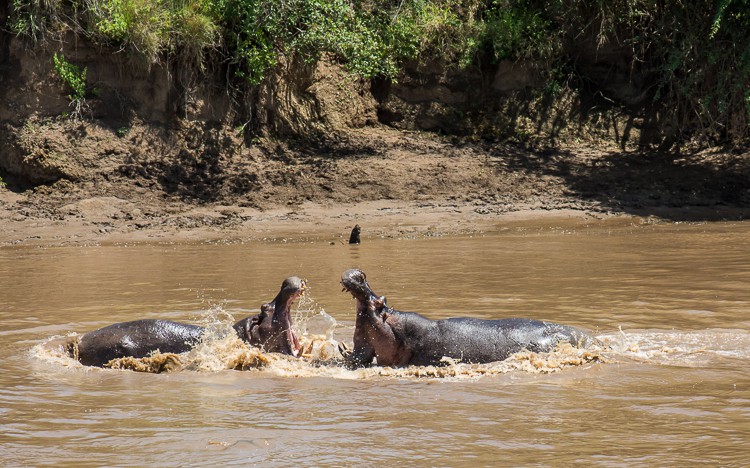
<box><xmin>2</xmin><ymin>33</ymin><xmax>750</xmax><ymax>247</ymax></box>
<box><xmin>2</xmin><ymin>124</ymin><xmax>750</xmax><ymax>247</ymax></box>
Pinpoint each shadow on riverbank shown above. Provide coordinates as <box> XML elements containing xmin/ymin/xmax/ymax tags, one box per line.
<box><xmin>490</xmin><ymin>145</ymin><xmax>750</xmax><ymax>221</ymax></box>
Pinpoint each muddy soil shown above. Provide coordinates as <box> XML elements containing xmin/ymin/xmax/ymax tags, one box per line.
<box><xmin>2</xmin><ymin>37</ymin><xmax>749</xmax><ymax>246</ymax></box>
<box><xmin>2</xmin><ymin>124</ymin><xmax>749</xmax><ymax>247</ymax></box>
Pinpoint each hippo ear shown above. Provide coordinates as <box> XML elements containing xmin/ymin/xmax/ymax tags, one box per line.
<box><xmin>382</xmin><ymin>310</ymin><xmax>391</xmax><ymax>323</ymax></box>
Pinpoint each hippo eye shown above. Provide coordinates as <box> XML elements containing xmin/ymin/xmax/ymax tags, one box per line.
<box><xmin>374</xmin><ymin>296</ymin><xmax>387</xmax><ymax>308</ymax></box>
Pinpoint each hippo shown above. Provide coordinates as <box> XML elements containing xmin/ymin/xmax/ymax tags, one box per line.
<box><xmin>340</xmin><ymin>269</ymin><xmax>596</xmax><ymax>367</ymax></box>
<box><xmin>348</xmin><ymin>224</ymin><xmax>361</xmax><ymax>244</ymax></box>
<box><xmin>74</xmin><ymin>276</ymin><xmax>306</xmax><ymax>366</ymax></box>
<box><xmin>232</xmin><ymin>277</ymin><xmax>304</xmax><ymax>356</ymax></box>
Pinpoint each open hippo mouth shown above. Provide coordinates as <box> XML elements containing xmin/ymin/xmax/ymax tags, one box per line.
<box><xmin>341</xmin><ymin>269</ymin><xmax>388</xmax><ymax>316</ymax></box>
<box><xmin>273</xmin><ymin>276</ymin><xmax>306</xmax><ymax>356</ymax></box>
<box><xmin>340</xmin><ymin>269</ymin><xmax>373</xmax><ymax>300</ymax></box>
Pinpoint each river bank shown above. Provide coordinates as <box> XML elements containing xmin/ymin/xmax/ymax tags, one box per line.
<box><xmin>2</xmin><ymin>127</ymin><xmax>749</xmax><ymax>247</ymax></box>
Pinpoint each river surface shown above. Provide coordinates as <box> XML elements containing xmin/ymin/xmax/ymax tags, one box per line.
<box><xmin>2</xmin><ymin>220</ymin><xmax>750</xmax><ymax>465</ymax></box>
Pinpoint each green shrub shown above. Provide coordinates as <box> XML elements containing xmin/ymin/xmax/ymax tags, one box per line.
<box><xmin>88</xmin><ymin>0</ymin><xmax>173</xmax><ymax>63</ymax></box>
<box><xmin>12</xmin><ymin>0</ymin><xmax>556</xmax><ymax>81</ymax></box>
<box><xmin>6</xmin><ymin>0</ymin><xmax>750</xmax><ymax>143</ymax></box>
<box><xmin>173</xmin><ymin>2</ymin><xmax>220</xmax><ymax>66</ymax></box>
<box><xmin>482</xmin><ymin>1</ymin><xmax>555</xmax><ymax>62</ymax></box>
<box><xmin>84</xmin><ymin>0</ymin><xmax>219</xmax><ymax>65</ymax></box>
<box><xmin>9</xmin><ymin>0</ymin><xmax>65</xmax><ymax>41</ymax></box>
<box><xmin>53</xmin><ymin>52</ymin><xmax>87</xmax><ymax>118</ymax></box>
<box><xmin>53</xmin><ymin>53</ymin><xmax>87</xmax><ymax>102</ymax></box>
<box><xmin>212</xmin><ymin>0</ymin><xmax>396</xmax><ymax>83</ymax></box>
<box><xmin>386</xmin><ymin>0</ymin><xmax>479</xmax><ymax>68</ymax></box>
<box><xmin>557</xmin><ymin>0</ymin><xmax>750</xmax><ymax>143</ymax></box>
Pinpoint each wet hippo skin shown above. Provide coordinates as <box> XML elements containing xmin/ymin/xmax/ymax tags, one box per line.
<box><xmin>340</xmin><ymin>269</ymin><xmax>596</xmax><ymax>367</ymax></box>
<box><xmin>75</xmin><ymin>276</ymin><xmax>306</xmax><ymax>366</ymax></box>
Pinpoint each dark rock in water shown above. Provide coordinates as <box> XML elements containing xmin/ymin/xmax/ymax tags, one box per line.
<box><xmin>349</xmin><ymin>224</ymin><xmax>361</xmax><ymax>244</ymax></box>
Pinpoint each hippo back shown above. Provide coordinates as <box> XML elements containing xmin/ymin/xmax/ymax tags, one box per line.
<box><xmin>402</xmin><ymin>315</ymin><xmax>592</xmax><ymax>366</ymax></box>
<box><xmin>77</xmin><ymin>319</ymin><xmax>205</xmax><ymax>367</ymax></box>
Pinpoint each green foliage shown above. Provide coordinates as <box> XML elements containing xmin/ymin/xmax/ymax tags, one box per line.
<box><xmin>84</xmin><ymin>0</ymin><xmax>218</xmax><ymax>65</ymax></box>
<box><xmin>386</xmin><ymin>0</ymin><xmax>479</xmax><ymax>68</ymax></box>
<box><xmin>10</xmin><ymin>0</ymin><xmax>557</xmax><ymax>81</ymax></box>
<box><xmin>710</xmin><ymin>0</ymin><xmax>732</xmax><ymax>39</ymax></box>
<box><xmin>12</xmin><ymin>0</ymin><xmax>550</xmax><ymax>81</ymax></box>
<box><xmin>560</xmin><ymin>0</ymin><xmax>750</xmax><ymax>143</ymax></box>
<box><xmin>173</xmin><ymin>2</ymin><xmax>220</xmax><ymax>66</ymax></box>
<box><xmin>482</xmin><ymin>1</ymin><xmax>555</xmax><ymax>62</ymax></box>
<box><xmin>209</xmin><ymin>0</ymin><xmax>399</xmax><ymax>83</ymax></box>
<box><xmin>7</xmin><ymin>0</ymin><xmax>750</xmax><ymax>143</ymax></box>
<box><xmin>296</xmin><ymin>0</ymin><xmax>398</xmax><ymax>78</ymax></box>
<box><xmin>207</xmin><ymin>0</ymin><xmax>282</xmax><ymax>84</ymax></box>
<box><xmin>53</xmin><ymin>53</ymin><xmax>87</xmax><ymax>102</ymax></box>
<box><xmin>91</xmin><ymin>0</ymin><xmax>168</xmax><ymax>63</ymax></box>
<box><xmin>9</xmin><ymin>0</ymin><xmax>65</xmax><ymax>41</ymax></box>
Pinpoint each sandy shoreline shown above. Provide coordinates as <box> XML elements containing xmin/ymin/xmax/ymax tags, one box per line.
<box><xmin>0</xmin><ymin>194</ymin><xmax>591</xmax><ymax>247</ymax></box>
<box><xmin>3</xmin><ymin>193</ymin><xmax>743</xmax><ymax>248</ymax></box>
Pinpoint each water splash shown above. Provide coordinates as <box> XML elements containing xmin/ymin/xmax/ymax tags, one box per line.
<box><xmin>599</xmin><ymin>327</ymin><xmax>750</xmax><ymax>366</ymax></box>
<box><xmin>361</xmin><ymin>341</ymin><xmax>606</xmax><ymax>380</ymax></box>
<box><xmin>29</xmin><ymin>294</ymin><xmax>610</xmax><ymax>379</ymax></box>
<box><xmin>294</xmin><ymin>288</ymin><xmax>338</xmax><ymax>337</ymax></box>
<box><xmin>34</xmin><ymin>299</ymin><xmax>750</xmax><ymax>379</ymax></box>
<box><xmin>29</xmin><ymin>333</ymin><xmax>84</xmax><ymax>369</ymax></box>
<box><xmin>28</xmin><ymin>299</ymin><xmax>349</xmax><ymax>374</ymax></box>
<box><xmin>31</xmin><ymin>330</ymin><xmax>607</xmax><ymax>380</ymax></box>
<box><xmin>107</xmin><ymin>353</ymin><xmax>184</xmax><ymax>373</ymax></box>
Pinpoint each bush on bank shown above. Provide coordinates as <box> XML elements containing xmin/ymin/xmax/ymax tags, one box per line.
<box><xmin>7</xmin><ymin>0</ymin><xmax>750</xmax><ymax>145</ymax></box>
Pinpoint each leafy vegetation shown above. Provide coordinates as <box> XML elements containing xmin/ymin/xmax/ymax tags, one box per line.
<box><xmin>8</xmin><ymin>0</ymin><xmax>750</xmax><ymax>144</ymax></box>
<box><xmin>559</xmin><ymin>0</ymin><xmax>750</xmax><ymax>144</ymax></box>
<box><xmin>52</xmin><ymin>53</ymin><xmax>86</xmax><ymax>101</ymax></box>
<box><xmin>9</xmin><ymin>0</ymin><xmax>555</xmax><ymax>79</ymax></box>
<box><xmin>52</xmin><ymin>53</ymin><xmax>87</xmax><ymax>117</ymax></box>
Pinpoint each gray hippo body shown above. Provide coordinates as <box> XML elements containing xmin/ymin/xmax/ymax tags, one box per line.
<box><xmin>75</xmin><ymin>276</ymin><xmax>306</xmax><ymax>367</ymax></box>
<box><xmin>76</xmin><ymin>319</ymin><xmax>204</xmax><ymax>366</ymax></box>
<box><xmin>340</xmin><ymin>269</ymin><xmax>595</xmax><ymax>367</ymax></box>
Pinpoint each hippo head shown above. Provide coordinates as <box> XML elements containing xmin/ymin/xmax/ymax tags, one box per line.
<box><xmin>341</xmin><ymin>269</ymin><xmax>386</xmax><ymax>313</ymax></box>
<box><xmin>341</xmin><ymin>269</ymin><xmax>402</xmax><ymax>366</ymax></box>
<box><xmin>348</xmin><ymin>224</ymin><xmax>361</xmax><ymax>244</ymax></box>
<box><xmin>233</xmin><ymin>276</ymin><xmax>306</xmax><ymax>356</ymax></box>
<box><xmin>268</xmin><ymin>276</ymin><xmax>306</xmax><ymax>356</ymax></box>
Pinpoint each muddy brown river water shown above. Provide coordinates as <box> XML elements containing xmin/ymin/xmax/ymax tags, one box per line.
<box><xmin>2</xmin><ymin>220</ymin><xmax>750</xmax><ymax>465</ymax></box>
